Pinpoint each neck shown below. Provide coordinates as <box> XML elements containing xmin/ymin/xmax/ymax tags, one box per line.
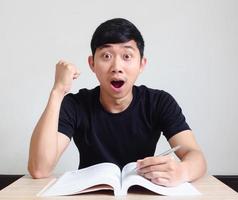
<box><xmin>99</xmin><ymin>89</ymin><xmax>133</xmax><ymax>113</ymax></box>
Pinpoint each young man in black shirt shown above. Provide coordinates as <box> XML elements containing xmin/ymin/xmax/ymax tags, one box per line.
<box><xmin>28</xmin><ymin>18</ymin><xmax>206</xmax><ymax>187</ymax></box>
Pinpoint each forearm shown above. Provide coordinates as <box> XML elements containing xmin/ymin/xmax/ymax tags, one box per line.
<box><xmin>180</xmin><ymin>149</ymin><xmax>207</xmax><ymax>182</ymax></box>
<box><xmin>28</xmin><ymin>89</ymin><xmax>64</xmax><ymax>178</ymax></box>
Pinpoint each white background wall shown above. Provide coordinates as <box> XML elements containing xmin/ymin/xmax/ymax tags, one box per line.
<box><xmin>0</xmin><ymin>0</ymin><xmax>237</xmax><ymax>175</ymax></box>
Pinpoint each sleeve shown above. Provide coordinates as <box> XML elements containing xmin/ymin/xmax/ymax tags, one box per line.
<box><xmin>157</xmin><ymin>91</ymin><xmax>191</xmax><ymax>140</ymax></box>
<box><xmin>58</xmin><ymin>93</ymin><xmax>77</xmax><ymax>140</ymax></box>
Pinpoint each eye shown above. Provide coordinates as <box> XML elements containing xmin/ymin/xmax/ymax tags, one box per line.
<box><xmin>102</xmin><ymin>52</ymin><xmax>112</xmax><ymax>60</ymax></box>
<box><xmin>123</xmin><ymin>53</ymin><xmax>132</xmax><ymax>61</ymax></box>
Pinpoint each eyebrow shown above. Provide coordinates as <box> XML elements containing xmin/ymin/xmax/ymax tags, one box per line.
<box><xmin>98</xmin><ymin>44</ymin><xmax>136</xmax><ymax>51</ymax></box>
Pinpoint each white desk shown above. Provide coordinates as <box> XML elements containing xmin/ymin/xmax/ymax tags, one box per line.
<box><xmin>0</xmin><ymin>175</ymin><xmax>237</xmax><ymax>199</ymax></box>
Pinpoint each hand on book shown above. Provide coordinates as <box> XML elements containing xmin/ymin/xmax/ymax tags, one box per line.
<box><xmin>136</xmin><ymin>155</ymin><xmax>187</xmax><ymax>187</ymax></box>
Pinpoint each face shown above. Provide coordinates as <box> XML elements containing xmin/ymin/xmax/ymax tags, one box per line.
<box><xmin>88</xmin><ymin>40</ymin><xmax>146</xmax><ymax>100</ymax></box>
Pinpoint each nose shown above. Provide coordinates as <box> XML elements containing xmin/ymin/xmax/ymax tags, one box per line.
<box><xmin>111</xmin><ymin>57</ymin><xmax>123</xmax><ymax>74</ymax></box>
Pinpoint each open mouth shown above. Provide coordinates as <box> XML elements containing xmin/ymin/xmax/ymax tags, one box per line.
<box><xmin>111</xmin><ymin>80</ymin><xmax>125</xmax><ymax>88</ymax></box>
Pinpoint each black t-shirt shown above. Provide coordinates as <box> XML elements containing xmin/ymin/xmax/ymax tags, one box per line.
<box><xmin>58</xmin><ymin>85</ymin><xmax>190</xmax><ymax>169</ymax></box>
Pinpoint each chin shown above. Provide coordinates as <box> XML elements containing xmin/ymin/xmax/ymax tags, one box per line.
<box><xmin>111</xmin><ymin>88</ymin><xmax>133</xmax><ymax>99</ymax></box>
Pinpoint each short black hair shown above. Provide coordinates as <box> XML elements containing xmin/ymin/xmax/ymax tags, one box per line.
<box><xmin>90</xmin><ymin>18</ymin><xmax>144</xmax><ymax>58</ymax></box>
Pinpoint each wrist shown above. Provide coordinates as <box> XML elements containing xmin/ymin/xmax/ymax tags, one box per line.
<box><xmin>180</xmin><ymin>161</ymin><xmax>190</xmax><ymax>182</ymax></box>
<box><xmin>51</xmin><ymin>86</ymin><xmax>66</xmax><ymax>98</ymax></box>
<box><xmin>50</xmin><ymin>88</ymin><xmax>65</xmax><ymax>103</ymax></box>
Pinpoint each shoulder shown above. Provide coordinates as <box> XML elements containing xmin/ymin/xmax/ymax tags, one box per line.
<box><xmin>61</xmin><ymin>86</ymin><xmax>99</xmax><ymax>108</ymax></box>
<box><xmin>134</xmin><ymin>85</ymin><xmax>179</xmax><ymax>114</ymax></box>
<box><xmin>134</xmin><ymin>85</ymin><xmax>173</xmax><ymax>102</ymax></box>
<box><xmin>64</xmin><ymin>86</ymin><xmax>99</xmax><ymax>102</ymax></box>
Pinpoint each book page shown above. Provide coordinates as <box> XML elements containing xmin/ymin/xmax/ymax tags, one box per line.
<box><xmin>122</xmin><ymin>162</ymin><xmax>137</xmax><ymax>178</ymax></box>
<box><xmin>121</xmin><ymin>162</ymin><xmax>201</xmax><ymax>196</ymax></box>
<box><xmin>38</xmin><ymin>163</ymin><xmax>121</xmax><ymax>197</ymax></box>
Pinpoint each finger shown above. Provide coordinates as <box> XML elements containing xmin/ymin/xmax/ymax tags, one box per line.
<box><xmin>58</xmin><ymin>60</ymin><xmax>68</xmax><ymax>66</ymax></box>
<box><xmin>142</xmin><ymin>171</ymin><xmax>170</xmax><ymax>180</ymax></box>
<box><xmin>138</xmin><ymin>163</ymin><xmax>168</xmax><ymax>174</ymax></box>
<box><xmin>57</xmin><ymin>60</ymin><xmax>64</xmax><ymax>65</ymax></box>
<box><xmin>73</xmin><ymin>74</ymin><xmax>79</xmax><ymax>80</ymax></box>
<box><xmin>151</xmin><ymin>177</ymin><xmax>170</xmax><ymax>186</ymax></box>
<box><xmin>73</xmin><ymin>69</ymin><xmax>80</xmax><ymax>77</ymax></box>
<box><xmin>137</xmin><ymin>155</ymin><xmax>173</xmax><ymax>169</ymax></box>
<box><xmin>76</xmin><ymin>68</ymin><xmax>80</xmax><ymax>75</ymax></box>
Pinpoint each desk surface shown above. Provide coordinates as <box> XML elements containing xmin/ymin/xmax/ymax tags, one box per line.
<box><xmin>0</xmin><ymin>175</ymin><xmax>237</xmax><ymax>200</ymax></box>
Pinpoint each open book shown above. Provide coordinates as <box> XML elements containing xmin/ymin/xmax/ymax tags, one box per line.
<box><xmin>37</xmin><ymin>162</ymin><xmax>201</xmax><ymax>197</ymax></box>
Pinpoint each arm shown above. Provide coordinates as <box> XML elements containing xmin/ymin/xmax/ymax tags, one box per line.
<box><xmin>28</xmin><ymin>60</ymin><xmax>80</xmax><ymax>179</ymax></box>
<box><xmin>168</xmin><ymin>130</ymin><xmax>207</xmax><ymax>183</ymax></box>
<box><xmin>136</xmin><ymin>130</ymin><xmax>207</xmax><ymax>186</ymax></box>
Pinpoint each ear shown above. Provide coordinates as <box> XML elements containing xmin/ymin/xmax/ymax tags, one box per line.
<box><xmin>88</xmin><ymin>56</ymin><xmax>95</xmax><ymax>72</ymax></box>
<box><xmin>139</xmin><ymin>57</ymin><xmax>147</xmax><ymax>73</ymax></box>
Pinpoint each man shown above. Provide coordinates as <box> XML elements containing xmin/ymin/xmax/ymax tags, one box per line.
<box><xmin>28</xmin><ymin>18</ymin><xmax>206</xmax><ymax>187</ymax></box>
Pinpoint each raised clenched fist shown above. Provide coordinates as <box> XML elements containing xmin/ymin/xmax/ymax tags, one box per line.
<box><xmin>53</xmin><ymin>60</ymin><xmax>80</xmax><ymax>95</ymax></box>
